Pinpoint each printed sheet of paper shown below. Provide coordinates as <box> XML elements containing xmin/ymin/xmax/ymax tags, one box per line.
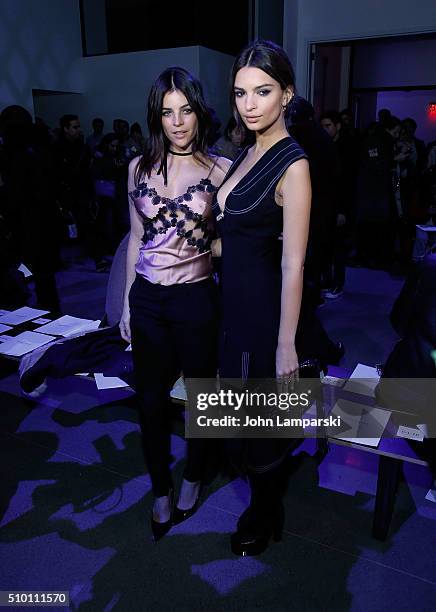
<box><xmin>36</xmin><ymin>315</ymin><xmax>100</xmax><ymax>337</ymax></box>
<box><xmin>0</xmin><ymin>331</ymin><xmax>56</xmax><ymax>357</ymax></box>
<box><xmin>343</xmin><ymin>363</ymin><xmax>380</xmax><ymax>397</ymax></box>
<box><xmin>170</xmin><ymin>377</ymin><xmax>187</xmax><ymax>401</ymax></box>
<box><xmin>322</xmin><ymin>375</ymin><xmax>346</xmax><ymax>388</ymax></box>
<box><xmin>397</xmin><ymin>425</ymin><xmax>424</xmax><ymax>442</ymax></box>
<box><xmin>0</xmin><ymin>307</ymin><xmax>50</xmax><ymax>325</ymax></box>
<box><xmin>0</xmin><ymin>334</ymin><xmax>14</xmax><ymax>343</ymax></box>
<box><xmin>0</xmin><ymin>324</ymin><xmax>12</xmax><ymax>334</ymax></box>
<box><xmin>32</xmin><ymin>318</ymin><xmax>52</xmax><ymax>325</ymax></box>
<box><xmin>328</xmin><ymin>399</ymin><xmax>391</xmax><ymax>447</ymax></box>
<box><xmin>417</xmin><ymin>423</ymin><xmax>429</xmax><ymax>436</ymax></box>
<box><xmin>94</xmin><ymin>373</ymin><xmax>130</xmax><ymax>390</ymax></box>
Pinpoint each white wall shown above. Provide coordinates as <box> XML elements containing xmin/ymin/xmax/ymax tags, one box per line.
<box><xmin>81</xmin><ymin>0</ymin><xmax>108</xmax><ymax>55</ymax></box>
<box><xmin>283</xmin><ymin>0</ymin><xmax>300</xmax><ymax>84</ymax></box>
<box><xmin>198</xmin><ymin>47</ymin><xmax>235</xmax><ymax>126</ymax></box>
<box><xmin>284</xmin><ymin>0</ymin><xmax>436</xmax><ymax>95</ymax></box>
<box><xmin>33</xmin><ymin>92</ymin><xmax>85</xmax><ymax>129</ymax></box>
<box><xmin>34</xmin><ymin>46</ymin><xmax>236</xmax><ymax>137</ymax></box>
<box><xmin>0</xmin><ymin>0</ymin><xmax>83</xmax><ymax>113</ymax></box>
<box><xmin>377</xmin><ymin>90</ymin><xmax>436</xmax><ymax>143</ymax></box>
<box><xmin>0</xmin><ymin>1</ymin><xmax>234</xmax><ymax>134</ymax></box>
<box><xmin>353</xmin><ymin>38</ymin><xmax>436</xmax><ymax>89</ymax></box>
<box><xmin>80</xmin><ymin>47</ymin><xmax>200</xmax><ymax>135</ymax></box>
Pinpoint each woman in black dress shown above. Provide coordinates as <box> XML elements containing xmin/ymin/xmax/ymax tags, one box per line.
<box><xmin>213</xmin><ymin>40</ymin><xmax>311</xmax><ymax>555</ymax></box>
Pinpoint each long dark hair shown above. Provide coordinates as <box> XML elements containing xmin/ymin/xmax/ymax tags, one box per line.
<box><xmin>230</xmin><ymin>40</ymin><xmax>296</xmax><ymax>140</ymax></box>
<box><xmin>135</xmin><ymin>67</ymin><xmax>213</xmax><ymax>185</ymax></box>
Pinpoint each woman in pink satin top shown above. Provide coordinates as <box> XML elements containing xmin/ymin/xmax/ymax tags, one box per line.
<box><xmin>119</xmin><ymin>66</ymin><xmax>230</xmax><ymax>541</ymax></box>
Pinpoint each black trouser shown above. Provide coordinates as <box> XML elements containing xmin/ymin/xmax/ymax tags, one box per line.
<box><xmin>322</xmin><ymin>224</ymin><xmax>347</xmax><ymax>289</ymax></box>
<box><xmin>129</xmin><ymin>274</ymin><xmax>219</xmax><ymax>497</ymax></box>
<box><xmin>23</xmin><ymin>233</ymin><xmax>61</xmax><ymax>313</ymax></box>
<box><xmin>357</xmin><ymin>220</ymin><xmax>393</xmax><ymax>267</ymax></box>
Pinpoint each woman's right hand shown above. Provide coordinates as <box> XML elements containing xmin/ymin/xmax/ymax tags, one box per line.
<box><xmin>119</xmin><ymin>305</ymin><xmax>131</xmax><ymax>343</ymax></box>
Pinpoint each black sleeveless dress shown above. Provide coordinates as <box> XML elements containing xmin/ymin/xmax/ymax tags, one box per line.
<box><xmin>213</xmin><ymin>136</ymin><xmax>307</xmax><ymax>381</ymax></box>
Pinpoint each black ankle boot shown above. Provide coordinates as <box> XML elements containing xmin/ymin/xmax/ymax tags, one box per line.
<box><xmin>231</xmin><ymin>468</ymin><xmax>286</xmax><ymax>556</ymax></box>
<box><xmin>232</xmin><ymin>502</ymin><xmax>284</xmax><ymax>556</ymax></box>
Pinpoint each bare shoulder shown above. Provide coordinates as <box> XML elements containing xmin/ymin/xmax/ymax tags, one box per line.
<box><xmin>208</xmin><ymin>154</ymin><xmax>232</xmax><ymax>182</ymax></box>
<box><xmin>276</xmin><ymin>158</ymin><xmax>310</xmax><ymax>205</ymax></box>
<box><xmin>283</xmin><ymin>157</ymin><xmax>309</xmax><ymax>179</ymax></box>
<box><xmin>215</xmin><ymin>155</ymin><xmax>233</xmax><ymax>172</ymax></box>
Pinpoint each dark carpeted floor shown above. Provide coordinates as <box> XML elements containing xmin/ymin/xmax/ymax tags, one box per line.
<box><xmin>0</xmin><ymin>251</ymin><xmax>435</xmax><ymax>611</ymax></box>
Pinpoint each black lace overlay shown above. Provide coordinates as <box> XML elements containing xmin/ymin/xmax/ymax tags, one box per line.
<box><xmin>129</xmin><ymin>178</ymin><xmax>216</xmax><ymax>253</ymax></box>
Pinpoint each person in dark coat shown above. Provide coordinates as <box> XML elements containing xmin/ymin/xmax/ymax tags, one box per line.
<box><xmin>53</xmin><ymin>114</ymin><xmax>97</xmax><ymax>266</ymax></box>
<box><xmin>376</xmin><ymin>253</ymin><xmax>436</xmax><ymax>481</ymax></box>
<box><xmin>288</xmin><ymin>97</ymin><xmax>339</xmax><ymax>304</ymax></box>
<box><xmin>0</xmin><ymin>105</ymin><xmax>61</xmax><ymax>312</ymax></box>
<box><xmin>355</xmin><ymin>120</ymin><xmax>398</xmax><ymax>268</ymax></box>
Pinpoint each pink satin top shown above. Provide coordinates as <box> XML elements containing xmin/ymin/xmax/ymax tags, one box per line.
<box><xmin>129</xmin><ymin>177</ymin><xmax>217</xmax><ymax>285</ymax></box>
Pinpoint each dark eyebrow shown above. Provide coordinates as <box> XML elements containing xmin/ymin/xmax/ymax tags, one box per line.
<box><xmin>233</xmin><ymin>84</ymin><xmax>274</xmax><ymax>91</ymax></box>
<box><xmin>162</xmin><ymin>103</ymin><xmax>192</xmax><ymax>110</ymax></box>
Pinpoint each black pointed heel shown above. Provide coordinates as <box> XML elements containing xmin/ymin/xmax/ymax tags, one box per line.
<box><xmin>151</xmin><ymin>489</ymin><xmax>174</xmax><ymax>542</ymax></box>
<box><xmin>172</xmin><ymin>485</ymin><xmax>202</xmax><ymax>526</ymax></box>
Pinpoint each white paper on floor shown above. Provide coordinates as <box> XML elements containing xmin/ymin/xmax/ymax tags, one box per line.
<box><xmin>0</xmin><ymin>306</ymin><xmax>50</xmax><ymax>325</ymax></box>
<box><xmin>0</xmin><ymin>323</ymin><xmax>12</xmax><ymax>333</ymax></box>
<box><xmin>36</xmin><ymin>315</ymin><xmax>100</xmax><ymax>337</ymax></box>
<box><xmin>0</xmin><ymin>334</ymin><xmax>14</xmax><ymax>343</ymax></box>
<box><xmin>94</xmin><ymin>373</ymin><xmax>130</xmax><ymax>390</ymax></box>
<box><xmin>0</xmin><ymin>331</ymin><xmax>56</xmax><ymax>357</ymax></box>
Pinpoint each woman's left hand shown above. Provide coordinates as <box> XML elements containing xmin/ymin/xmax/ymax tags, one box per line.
<box><xmin>276</xmin><ymin>342</ymin><xmax>299</xmax><ymax>389</ymax></box>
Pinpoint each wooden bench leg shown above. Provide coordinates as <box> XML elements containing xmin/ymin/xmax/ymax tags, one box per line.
<box><xmin>372</xmin><ymin>455</ymin><xmax>402</xmax><ymax>540</ymax></box>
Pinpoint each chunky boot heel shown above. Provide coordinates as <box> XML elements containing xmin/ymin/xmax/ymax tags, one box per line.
<box><xmin>272</xmin><ymin>523</ymin><xmax>283</xmax><ymax>542</ymax></box>
<box><xmin>231</xmin><ymin>530</ymin><xmax>270</xmax><ymax>557</ymax></box>
<box><xmin>231</xmin><ymin>467</ymin><xmax>287</xmax><ymax>556</ymax></box>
